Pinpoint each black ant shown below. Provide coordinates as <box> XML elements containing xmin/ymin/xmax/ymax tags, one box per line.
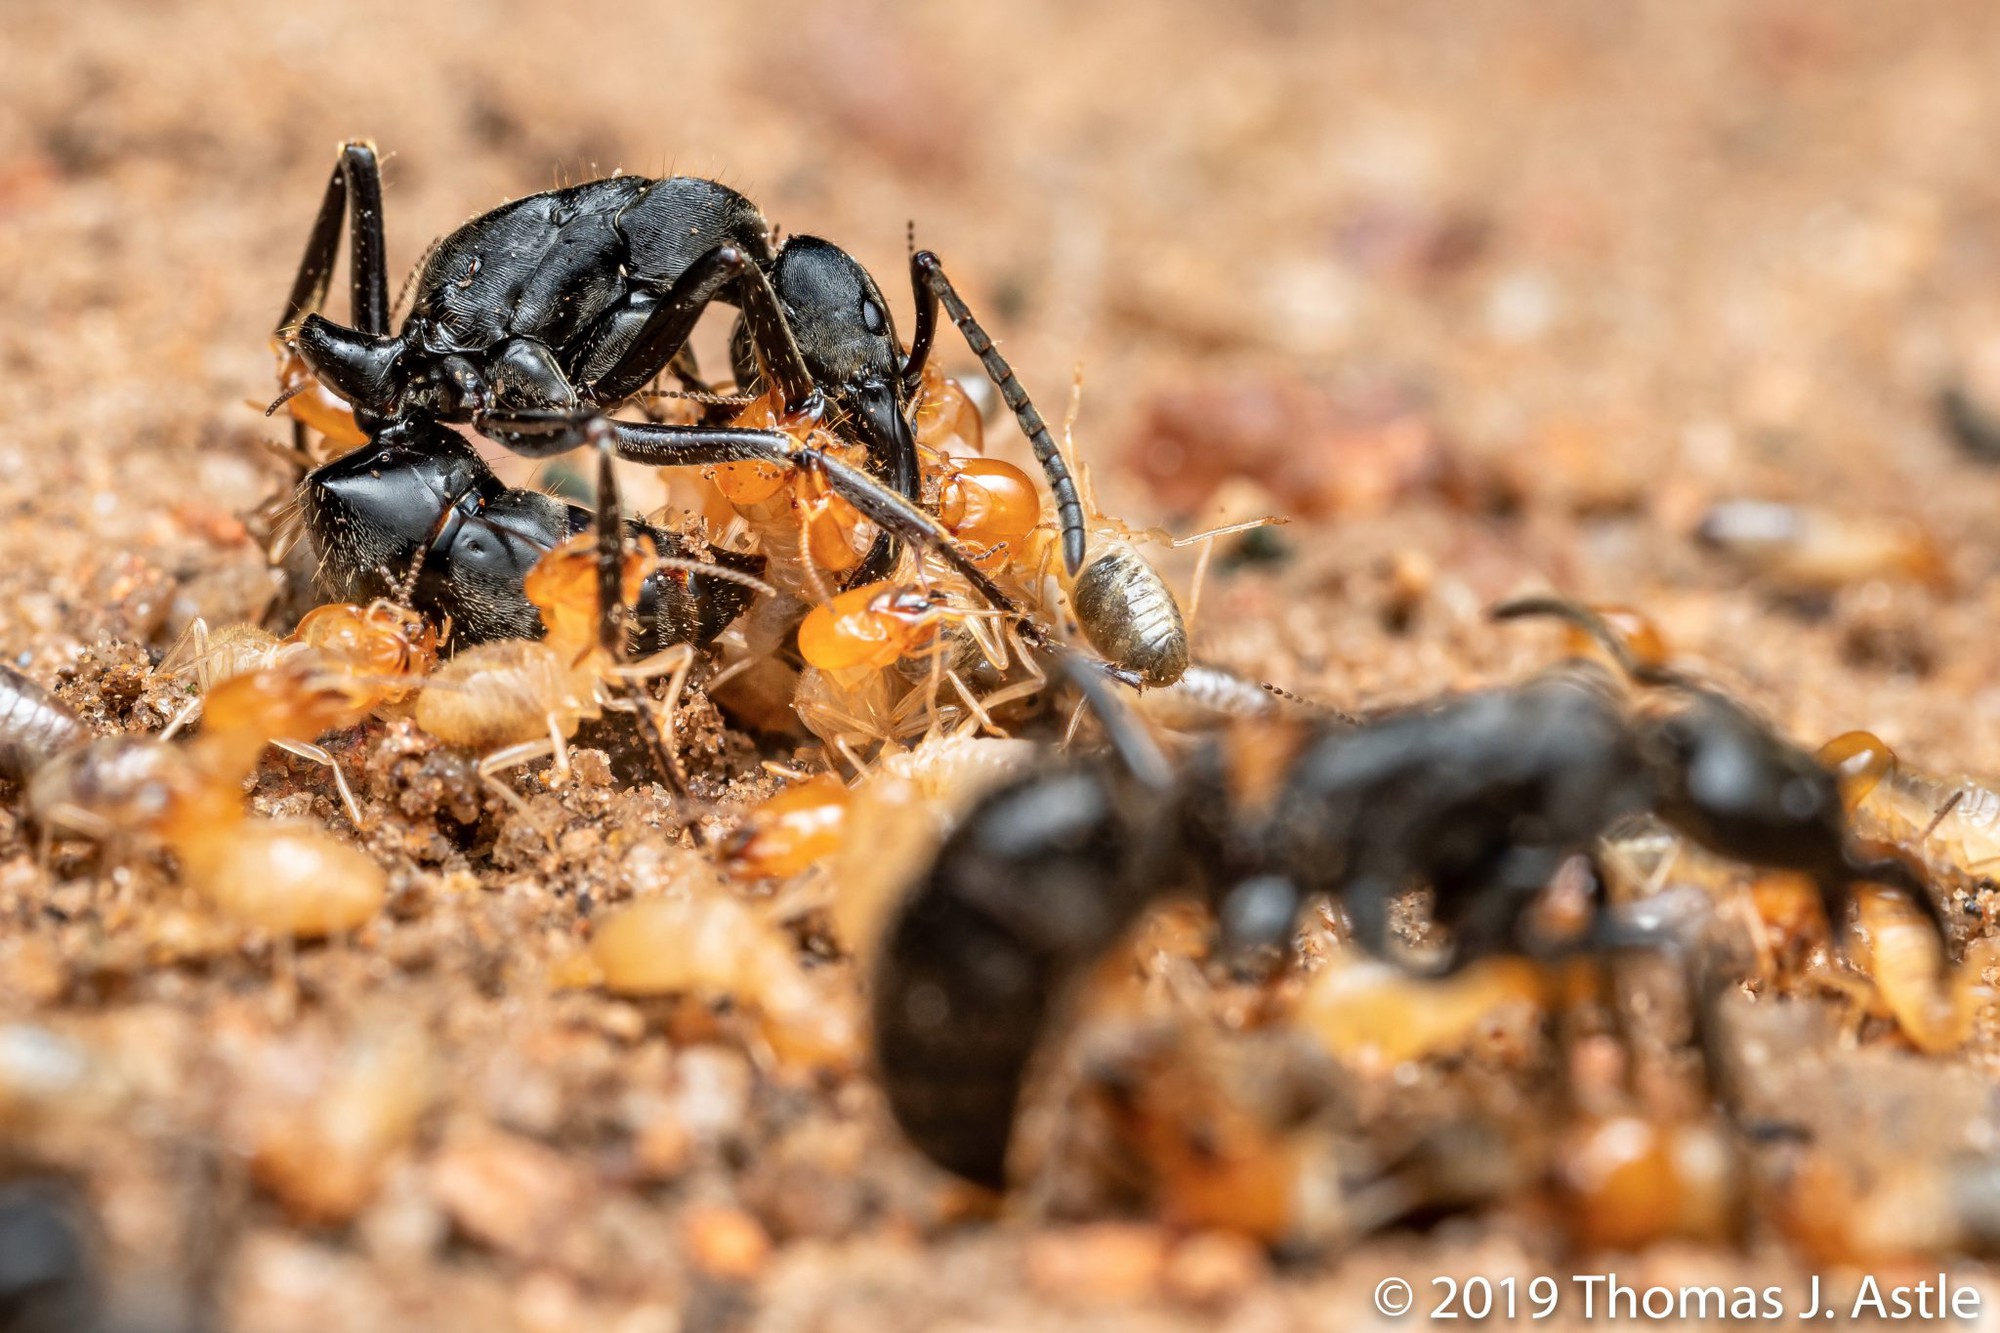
<box><xmin>292</xmin><ymin>415</ymin><xmax>769</xmax><ymax>649</ymax></box>
<box><xmin>273</xmin><ymin>143</ymin><xmax>1085</xmax><ymax>658</ymax></box>
<box><xmin>871</xmin><ymin>600</ymin><xmax>1942</xmax><ymax>1187</ymax></box>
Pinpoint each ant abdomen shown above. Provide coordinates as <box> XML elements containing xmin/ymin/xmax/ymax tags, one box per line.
<box><xmin>1070</xmin><ymin>541</ymin><xmax>1189</xmax><ymax>688</ymax></box>
<box><xmin>872</xmin><ymin>763</ymin><xmax>1170</xmax><ymax>1189</ymax></box>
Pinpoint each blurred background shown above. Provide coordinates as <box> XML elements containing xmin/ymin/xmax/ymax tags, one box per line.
<box><xmin>8</xmin><ymin>0</ymin><xmax>2000</xmax><ymax>1326</ymax></box>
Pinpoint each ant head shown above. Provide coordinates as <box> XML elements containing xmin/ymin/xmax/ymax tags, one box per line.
<box><xmin>1635</xmin><ymin>689</ymin><xmax>1844</xmax><ymax>871</ymax></box>
<box><xmin>303</xmin><ymin>421</ymin><xmax>567</xmax><ymax>643</ymax></box>
<box><xmin>755</xmin><ymin>236</ymin><xmax>914</xmax><ymax>481</ymax></box>
<box><xmin>305</xmin><ymin>422</ymin><xmax>491</xmax><ymax>568</ymax></box>
<box><xmin>294</xmin><ymin>315</ymin><xmax>407</xmax><ymax>415</ymax></box>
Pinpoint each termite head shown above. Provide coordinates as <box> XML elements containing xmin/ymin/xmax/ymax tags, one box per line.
<box><xmin>202</xmin><ymin>655</ymin><xmax>380</xmax><ymax>749</ymax></box>
<box><xmin>291</xmin><ymin>601</ymin><xmax>439</xmax><ymax>693</ymax></box>
<box><xmin>725</xmin><ymin>773</ymin><xmax>852</xmax><ymax>881</ymax></box>
<box><xmin>1817</xmin><ymin>731</ymin><xmax>1897</xmax><ymax>812</ymax></box>
<box><xmin>521</xmin><ymin>532</ymin><xmax>654</xmax><ymax>661</ymax></box>
<box><xmin>797</xmin><ymin>580</ymin><xmax>954</xmax><ymax>673</ymax></box>
<box><xmin>936</xmin><ymin>456</ymin><xmax>1040</xmax><ymax>573</ymax></box>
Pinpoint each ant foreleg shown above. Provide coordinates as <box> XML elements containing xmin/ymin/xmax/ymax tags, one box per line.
<box><xmin>907</xmin><ymin>250</ymin><xmax>1087</xmax><ymax>575</ymax></box>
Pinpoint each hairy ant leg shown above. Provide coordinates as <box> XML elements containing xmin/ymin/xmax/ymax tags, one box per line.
<box><xmin>580</xmin><ymin>419</ymin><xmax>686</xmax><ymax>794</ymax></box>
<box><xmin>905</xmin><ymin>250</ymin><xmax>1087</xmax><ymax>575</ymax></box>
<box><xmin>584</xmin><ymin>245</ymin><xmax>816</xmax><ymax>411</ymax></box>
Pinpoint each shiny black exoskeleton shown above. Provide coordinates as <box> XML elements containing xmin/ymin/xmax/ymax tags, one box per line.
<box><xmin>288</xmin><ymin>166</ymin><xmax>773</xmax><ymax>438</ymax></box>
<box><xmin>277</xmin><ymin>144</ymin><xmax>1076</xmax><ymax>653</ymax></box>
<box><xmin>300</xmin><ymin>416</ymin><xmax>762</xmax><ymax>648</ymax></box>
<box><xmin>873</xmin><ymin>613</ymin><xmax>1942</xmax><ymax>1188</ymax></box>
<box><xmin>725</xmin><ymin>234</ymin><xmax>1089</xmax><ymax>574</ymax></box>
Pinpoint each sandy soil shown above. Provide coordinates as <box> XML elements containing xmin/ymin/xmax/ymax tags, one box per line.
<box><xmin>8</xmin><ymin>1</ymin><xmax>2000</xmax><ymax>1329</ymax></box>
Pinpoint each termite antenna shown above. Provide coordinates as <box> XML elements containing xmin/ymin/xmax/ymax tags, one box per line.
<box><xmin>1259</xmin><ymin>680</ymin><xmax>1360</xmax><ymax>727</ymax></box>
<box><xmin>642</xmin><ymin>556</ymin><xmax>777</xmax><ymax>599</ymax></box>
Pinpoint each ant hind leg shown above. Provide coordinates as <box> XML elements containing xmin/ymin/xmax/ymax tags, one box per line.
<box><xmin>583</xmin><ymin>245</ymin><xmax>818</xmax><ymax>412</ymax></box>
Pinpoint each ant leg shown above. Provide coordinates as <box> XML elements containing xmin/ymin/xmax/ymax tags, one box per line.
<box><xmin>584</xmin><ymin>245</ymin><xmax>817</xmax><ymax>413</ymax></box>
<box><xmin>1839</xmin><ymin>851</ymin><xmax>1944</xmax><ymax>934</ymax></box>
<box><xmin>1056</xmin><ymin>652</ymin><xmax>1172</xmax><ymax>790</ymax></box>
<box><xmin>600</xmin><ymin>420</ymin><xmax>1052</xmax><ymax>643</ymax></box>
<box><xmin>586</xmin><ymin>421</ymin><xmax>628</xmax><ymax>660</ymax></box>
<box><xmin>271</xmin><ymin>739</ymin><xmax>364</xmax><ymax>829</ymax></box>
<box><xmin>907</xmin><ymin>251</ymin><xmax>1087</xmax><ymax>575</ymax></box>
<box><xmin>276</xmin><ymin>141</ymin><xmax>389</xmax><ymax>338</ymax></box>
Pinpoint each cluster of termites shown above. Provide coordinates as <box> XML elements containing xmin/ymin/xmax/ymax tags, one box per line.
<box><xmin>5</xmin><ymin>140</ymin><xmax>1998</xmax><ymax>1273</ymax></box>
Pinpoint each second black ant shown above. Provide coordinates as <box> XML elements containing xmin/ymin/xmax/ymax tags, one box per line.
<box><xmin>871</xmin><ymin>600</ymin><xmax>1944</xmax><ymax>1187</ymax></box>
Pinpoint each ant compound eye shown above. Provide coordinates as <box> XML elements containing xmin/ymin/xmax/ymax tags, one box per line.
<box><xmin>861</xmin><ymin>299</ymin><xmax>886</xmax><ymax>335</ymax></box>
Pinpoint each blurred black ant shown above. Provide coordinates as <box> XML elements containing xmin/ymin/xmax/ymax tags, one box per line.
<box><xmin>872</xmin><ymin>600</ymin><xmax>1942</xmax><ymax>1187</ymax></box>
<box><xmin>273</xmin><ymin>143</ymin><xmax>1084</xmax><ymax>656</ymax></box>
<box><xmin>0</xmin><ymin>1180</ymin><xmax>101</xmax><ymax>1333</ymax></box>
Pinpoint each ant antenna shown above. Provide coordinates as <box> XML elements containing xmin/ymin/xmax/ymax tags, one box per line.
<box><xmin>906</xmin><ymin>219</ymin><xmax>917</xmax><ymax>259</ymax></box>
<box><xmin>1489</xmin><ymin>595</ymin><xmax>1684</xmax><ymax>689</ymax></box>
<box><xmin>264</xmin><ymin>379</ymin><xmax>311</xmax><ymax>417</ymax></box>
<box><xmin>644</xmin><ymin>556</ymin><xmax>776</xmax><ymax>599</ymax></box>
<box><xmin>394</xmin><ymin>480</ymin><xmax>479</xmax><ymax>607</ymax></box>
